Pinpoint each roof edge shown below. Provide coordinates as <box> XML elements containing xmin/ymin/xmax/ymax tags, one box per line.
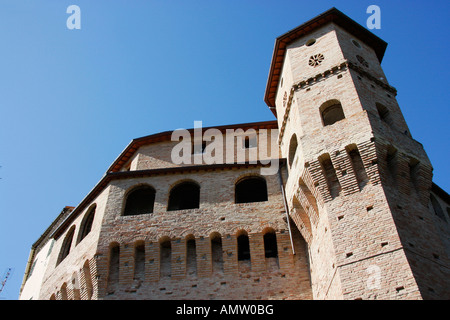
<box><xmin>107</xmin><ymin>120</ymin><xmax>279</xmax><ymax>173</ymax></box>
<box><xmin>264</xmin><ymin>7</ymin><xmax>387</xmax><ymax>109</ymax></box>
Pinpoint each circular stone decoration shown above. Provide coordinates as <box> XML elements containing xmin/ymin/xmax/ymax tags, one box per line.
<box><xmin>309</xmin><ymin>53</ymin><xmax>324</xmax><ymax>67</ymax></box>
<box><xmin>306</xmin><ymin>38</ymin><xmax>316</xmax><ymax>46</ymax></box>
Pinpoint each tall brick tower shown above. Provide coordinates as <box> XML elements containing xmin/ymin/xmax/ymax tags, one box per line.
<box><xmin>264</xmin><ymin>8</ymin><xmax>450</xmax><ymax>299</ymax></box>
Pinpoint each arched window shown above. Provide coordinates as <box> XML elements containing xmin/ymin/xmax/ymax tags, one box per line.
<box><xmin>57</xmin><ymin>226</ymin><xmax>75</xmax><ymax>265</ymax></box>
<box><xmin>288</xmin><ymin>134</ymin><xmax>298</xmax><ymax>168</ymax></box>
<box><xmin>237</xmin><ymin>231</ymin><xmax>251</xmax><ymax>261</ymax></box>
<box><xmin>77</xmin><ymin>205</ymin><xmax>96</xmax><ymax>244</ymax></box>
<box><xmin>167</xmin><ymin>181</ymin><xmax>200</xmax><ymax>211</ymax></box>
<box><xmin>123</xmin><ymin>185</ymin><xmax>155</xmax><ymax>216</ymax></box>
<box><xmin>235</xmin><ymin>176</ymin><xmax>268</xmax><ymax>203</ymax></box>
<box><xmin>320</xmin><ymin>100</ymin><xmax>345</xmax><ymax>126</ymax></box>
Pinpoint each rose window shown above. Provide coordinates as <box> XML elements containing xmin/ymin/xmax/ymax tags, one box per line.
<box><xmin>309</xmin><ymin>53</ymin><xmax>324</xmax><ymax>67</ymax></box>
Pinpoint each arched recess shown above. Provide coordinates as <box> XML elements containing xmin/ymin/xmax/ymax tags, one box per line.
<box><xmin>185</xmin><ymin>234</ymin><xmax>197</xmax><ymax>277</ymax></box>
<box><xmin>289</xmin><ymin>194</ymin><xmax>313</xmax><ymax>246</ymax></box>
<box><xmin>318</xmin><ymin>153</ymin><xmax>341</xmax><ymax>199</ymax></box>
<box><xmin>82</xmin><ymin>260</ymin><xmax>93</xmax><ymax>300</ymax></box>
<box><xmin>263</xmin><ymin>227</ymin><xmax>279</xmax><ymax>269</ymax></box>
<box><xmin>60</xmin><ymin>283</ymin><xmax>68</xmax><ymax>300</ymax></box>
<box><xmin>210</xmin><ymin>232</ymin><xmax>223</xmax><ymax>273</ymax></box>
<box><xmin>159</xmin><ymin>236</ymin><xmax>172</xmax><ymax>277</ymax></box>
<box><xmin>237</xmin><ymin>230</ymin><xmax>251</xmax><ymax>261</ymax></box>
<box><xmin>134</xmin><ymin>240</ymin><xmax>145</xmax><ymax>281</ymax></box>
<box><xmin>107</xmin><ymin>242</ymin><xmax>120</xmax><ymax>288</ymax></box>
<box><xmin>345</xmin><ymin>144</ymin><xmax>369</xmax><ymax>190</ymax></box>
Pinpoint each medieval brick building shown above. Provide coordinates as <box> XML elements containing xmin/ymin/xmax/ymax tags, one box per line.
<box><xmin>19</xmin><ymin>8</ymin><xmax>450</xmax><ymax>300</ymax></box>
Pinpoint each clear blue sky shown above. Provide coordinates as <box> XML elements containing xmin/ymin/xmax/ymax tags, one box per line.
<box><xmin>0</xmin><ymin>0</ymin><xmax>448</xmax><ymax>300</ymax></box>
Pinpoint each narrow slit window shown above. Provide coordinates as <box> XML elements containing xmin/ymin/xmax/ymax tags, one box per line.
<box><xmin>211</xmin><ymin>233</ymin><xmax>223</xmax><ymax>273</ymax></box>
<box><xmin>263</xmin><ymin>231</ymin><xmax>278</xmax><ymax>258</ymax></box>
<box><xmin>160</xmin><ymin>238</ymin><xmax>172</xmax><ymax>277</ymax></box>
<box><xmin>107</xmin><ymin>243</ymin><xmax>120</xmax><ymax>286</ymax></box>
<box><xmin>186</xmin><ymin>236</ymin><xmax>197</xmax><ymax>277</ymax></box>
<box><xmin>134</xmin><ymin>241</ymin><xmax>145</xmax><ymax>281</ymax></box>
<box><xmin>386</xmin><ymin>146</ymin><xmax>398</xmax><ymax>184</ymax></box>
<box><xmin>237</xmin><ymin>233</ymin><xmax>251</xmax><ymax>261</ymax></box>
